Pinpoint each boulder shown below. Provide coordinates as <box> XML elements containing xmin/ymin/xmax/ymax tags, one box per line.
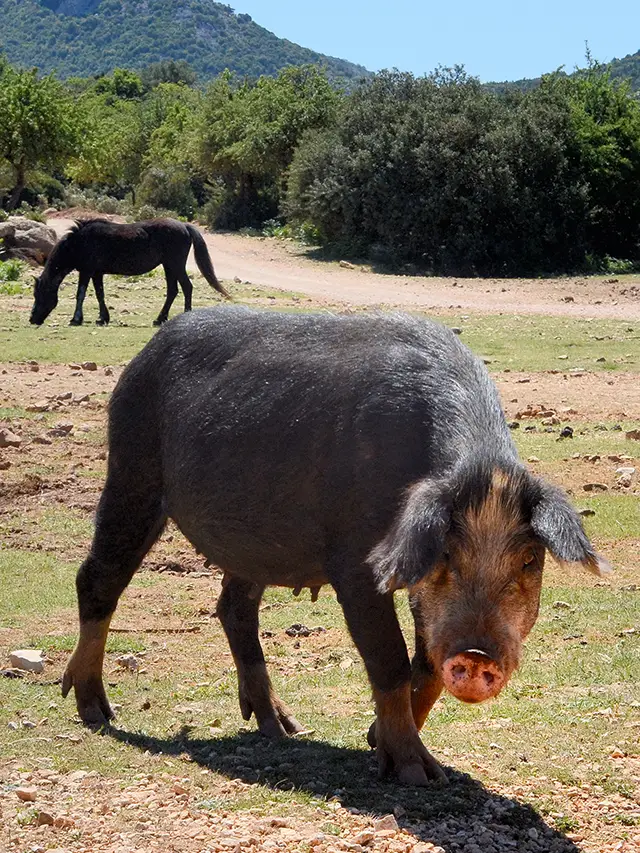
<box><xmin>0</xmin><ymin>216</ymin><xmax>57</xmax><ymax>265</ymax></box>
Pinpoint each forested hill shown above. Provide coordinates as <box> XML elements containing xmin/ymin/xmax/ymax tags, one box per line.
<box><xmin>488</xmin><ymin>49</ymin><xmax>640</xmax><ymax>94</ymax></box>
<box><xmin>0</xmin><ymin>0</ymin><xmax>369</xmax><ymax>82</ymax></box>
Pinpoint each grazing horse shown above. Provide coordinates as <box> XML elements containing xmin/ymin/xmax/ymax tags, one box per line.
<box><xmin>30</xmin><ymin>218</ymin><xmax>229</xmax><ymax>327</ymax></box>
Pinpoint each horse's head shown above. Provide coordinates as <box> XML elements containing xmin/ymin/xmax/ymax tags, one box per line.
<box><xmin>30</xmin><ymin>271</ymin><xmax>61</xmax><ymax>325</ymax></box>
<box><xmin>30</xmin><ymin>241</ymin><xmax>73</xmax><ymax>325</ymax></box>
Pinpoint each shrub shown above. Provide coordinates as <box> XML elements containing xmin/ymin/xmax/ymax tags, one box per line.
<box><xmin>136</xmin><ymin>166</ymin><xmax>196</xmax><ymax>219</ymax></box>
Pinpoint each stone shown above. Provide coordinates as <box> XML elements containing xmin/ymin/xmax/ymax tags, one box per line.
<box><xmin>373</xmin><ymin>814</ymin><xmax>399</xmax><ymax>832</ymax></box>
<box><xmin>0</xmin><ymin>455</ymin><xmax>11</xmax><ymax>470</ymax></box>
<box><xmin>0</xmin><ymin>217</ymin><xmax>57</xmax><ymax>264</ymax></box>
<box><xmin>0</xmin><ymin>427</ymin><xmax>21</xmax><ymax>448</ymax></box>
<box><xmin>8</xmin><ymin>649</ymin><xmax>45</xmax><ymax>673</ymax></box>
<box><xmin>81</xmin><ymin>361</ymin><xmax>98</xmax><ymax>371</ymax></box>
<box><xmin>15</xmin><ymin>786</ymin><xmax>37</xmax><ymax>801</ymax></box>
<box><xmin>582</xmin><ymin>482</ymin><xmax>608</xmax><ymax>492</ymax></box>
<box><xmin>36</xmin><ymin>810</ymin><xmax>55</xmax><ymax>826</ymax></box>
<box><xmin>626</xmin><ymin>429</ymin><xmax>640</xmax><ymax>441</ymax></box>
<box><xmin>34</xmin><ymin>435</ymin><xmax>53</xmax><ymax>445</ymax></box>
<box><xmin>26</xmin><ymin>401</ymin><xmax>50</xmax><ymax>413</ymax></box>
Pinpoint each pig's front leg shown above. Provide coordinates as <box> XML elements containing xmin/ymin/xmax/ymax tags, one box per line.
<box><xmin>330</xmin><ymin>562</ymin><xmax>447</xmax><ymax>785</ymax></box>
<box><xmin>410</xmin><ymin>633</ymin><xmax>444</xmax><ymax>732</ymax></box>
<box><xmin>366</xmin><ymin>630</ymin><xmax>443</xmax><ymax>748</ymax></box>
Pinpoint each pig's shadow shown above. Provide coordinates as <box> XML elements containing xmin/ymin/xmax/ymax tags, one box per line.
<box><xmin>106</xmin><ymin>726</ymin><xmax>581</xmax><ymax>852</ymax></box>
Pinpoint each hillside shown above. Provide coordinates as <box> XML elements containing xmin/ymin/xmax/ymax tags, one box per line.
<box><xmin>0</xmin><ymin>0</ymin><xmax>369</xmax><ymax>82</ymax></box>
<box><xmin>488</xmin><ymin>49</ymin><xmax>640</xmax><ymax>94</ymax></box>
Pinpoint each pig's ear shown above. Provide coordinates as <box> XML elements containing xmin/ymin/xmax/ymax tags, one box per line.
<box><xmin>530</xmin><ymin>483</ymin><xmax>611</xmax><ymax>577</ymax></box>
<box><xmin>368</xmin><ymin>479</ymin><xmax>450</xmax><ymax>592</ymax></box>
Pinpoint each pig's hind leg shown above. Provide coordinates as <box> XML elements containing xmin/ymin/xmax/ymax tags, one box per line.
<box><xmin>62</xmin><ymin>467</ymin><xmax>166</xmax><ymax>726</ymax></box>
<box><xmin>331</xmin><ymin>563</ymin><xmax>447</xmax><ymax>785</ymax></box>
<box><xmin>217</xmin><ymin>575</ymin><xmax>305</xmax><ymax>737</ymax></box>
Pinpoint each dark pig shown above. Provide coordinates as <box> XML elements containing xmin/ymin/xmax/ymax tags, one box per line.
<box><xmin>61</xmin><ymin>308</ymin><xmax>609</xmax><ymax>785</ymax></box>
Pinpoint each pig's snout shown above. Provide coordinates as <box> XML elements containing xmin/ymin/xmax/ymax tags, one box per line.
<box><xmin>442</xmin><ymin>649</ymin><xmax>505</xmax><ymax>703</ymax></box>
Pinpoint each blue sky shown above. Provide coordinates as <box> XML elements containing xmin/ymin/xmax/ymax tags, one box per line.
<box><xmin>235</xmin><ymin>1</ymin><xmax>640</xmax><ymax>83</ymax></box>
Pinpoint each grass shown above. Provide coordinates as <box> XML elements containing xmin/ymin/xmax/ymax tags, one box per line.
<box><xmin>0</xmin><ymin>264</ymin><xmax>638</xmax><ymax>373</ymax></box>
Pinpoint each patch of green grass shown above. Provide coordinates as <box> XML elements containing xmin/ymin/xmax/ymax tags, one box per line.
<box><xmin>437</xmin><ymin>314</ymin><xmax>639</xmax><ymax>373</ymax></box>
<box><xmin>513</xmin><ymin>421</ymin><xmax>639</xmax><ymax>462</ymax></box>
<box><xmin>579</xmin><ymin>495</ymin><xmax>640</xmax><ymax>540</ymax></box>
<box><xmin>0</xmin><ymin>550</ymin><xmax>76</xmax><ymax>625</ymax></box>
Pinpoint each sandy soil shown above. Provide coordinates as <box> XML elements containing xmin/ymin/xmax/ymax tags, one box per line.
<box><xmin>47</xmin><ymin>215</ymin><xmax>640</xmax><ymax>321</ymax></box>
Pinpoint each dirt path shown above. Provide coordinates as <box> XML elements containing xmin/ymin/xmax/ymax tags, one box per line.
<box><xmin>48</xmin><ymin>216</ymin><xmax>640</xmax><ymax>320</ymax></box>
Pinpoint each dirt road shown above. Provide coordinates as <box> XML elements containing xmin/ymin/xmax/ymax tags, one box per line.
<box><xmin>48</xmin><ymin>215</ymin><xmax>640</xmax><ymax>320</ymax></box>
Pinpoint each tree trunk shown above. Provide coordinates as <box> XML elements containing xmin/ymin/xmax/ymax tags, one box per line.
<box><xmin>7</xmin><ymin>159</ymin><xmax>26</xmax><ymax>211</ymax></box>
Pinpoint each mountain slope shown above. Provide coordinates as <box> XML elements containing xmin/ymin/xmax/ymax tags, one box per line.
<box><xmin>0</xmin><ymin>0</ymin><xmax>369</xmax><ymax>82</ymax></box>
<box><xmin>488</xmin><ymin>50</ymin><xmax>640</xmax><ymax>94</ymax></box>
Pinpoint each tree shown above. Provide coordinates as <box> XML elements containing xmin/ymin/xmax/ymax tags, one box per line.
<box><xmin>0</xmin><ymin>65</ymin><xmax>84</xmax><ymax>209</ymax></box>
<box><xmin>196</xmin><ymin>65</ymin><xmax>340</xmax><ymax>227</ymax></box>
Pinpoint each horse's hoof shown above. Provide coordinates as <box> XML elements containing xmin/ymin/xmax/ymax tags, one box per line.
<box><xmin>69</xmin><ymin>318</ymin><xmax>83</xmax><ymax>326</ymax></box>
<box><xmin>153</xmin><ymin>318</ymin><xmax>166</xmax><ymax>327</ymax></box>
<box><xmin>96</xmin><ymin>319</ymin><xmax>109</xmax><ymax>326</ymax></box>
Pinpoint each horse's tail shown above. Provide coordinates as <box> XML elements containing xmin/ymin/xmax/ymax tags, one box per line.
<box><xmin>186</xmin><ymin>224</ymin><xmax>230</xmax><ymax>299</ymax></box>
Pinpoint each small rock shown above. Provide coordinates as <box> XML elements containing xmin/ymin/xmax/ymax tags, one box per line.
<box><xmin>26</xmin><ymin>401</ymin><xmax>50</xmax><ymax>413</ymax></box>
<box><xmin>16</xmin><ymin>786</ymin><xmax>37</xmax><ymax>802</ymax></box>
<box><xmin>33</xmin><ymin>435</ymin><xmax>53</xmax><ymax>445</ymax></box>
<box><xmin>553</xmin><ymin>601</ymin><xmax>572</xmax><ymax>610</ymax></box>
<box><xmin>0</xmin><ymin>427</ymin><xmax>21</xmax><ymax>448</ymax></box>
<box><xmin>579</xmin><ymin>508</ymin><xmax>596</xmax><ymax>517</ymax></box>
<box><xmin>528</xmin><ymin>456</ymin><xmax>540</xmax><ymax>463</ymax></box>
<box><xmin>339</xmin><ymin>260</ymin><xmax>356</xmax><ymax>269</ymax></box>
<box><xmin>57</xmin><ymin>391</ymin><xmax>73</xmax><ymax>400</ymax></box>
<box><xmin>373</xmin><ymin>814</ymin><xmax>399</xmax><ymax>832</ymax></box>
<box><xmin>9</xmin><ymin>649</ymin><xmax>45</xmax><ymax>673</ymax></box>
<box><xmin>36</xmin><ymin>810</ymin><xmax>55</xmax><ymax>826</ymax></box>
<box><xmin>616</xmin><ymin>467</ymin><xmax>636</xmax><ymax>476</ymax></box>
<box><xmin>559</xmin><ymin>426</ymin><xmax>574</xmax><ymax>438</ymax></box>
<box><xmin>355</xmin><ymin>831</ymin><xmax>374</xmax><ymax>845</ymax></box>
<box><xmin>81</xmin><ymin>361</ymin><xmax>98</xmax><ymax>371</ymax></box>
<box><xmin>29</xmin><ymin>363</ymin><xmax>40</xmax><ymax>372</ymax></box>
<box><xmin>451</xmin><ymin>327</ymin><xmax>462</xmax><ymax>335</ymax></box>
<box><xmin>583</xmin><ymin>482</ymin><xmax>608</xmax><ymax>492</ymax></box>
<box><xmin>0</xmin><ymin>455</ymin><xmax>11</xmax><ymax>470</ymax></box>
<box><xmin>104</xmin><ymin>367</ymin><xmax>113</xmax><ymax>376</ymax></box>
<box><xmin>116</xmin><ymin>653</ymin><xmax>140</xmax><ymax>671</ymax></box>
<box><xmin>626</xmin><ymin>429</ymin><xmax>640</xmax><ymax>441</ymax></box>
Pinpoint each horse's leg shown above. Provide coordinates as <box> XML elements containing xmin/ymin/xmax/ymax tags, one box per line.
<box><xmin>70</xmin><ymin>271</ymin><xmax>91</xmax><ymax>326</ymax></box>
<box><xmin>177</xmin><ymin>268</ymin><xmax>193</xmax><ymax>313</ymax></box>
<box><xmin>92</xmin><ymin>274</ymin><xmax>110</xmax><ymax>326</ymax></box>
<box><xmin>153</xmin><ymin>266</ymin><xmax>179</xmax><ymax>326</ymax></box>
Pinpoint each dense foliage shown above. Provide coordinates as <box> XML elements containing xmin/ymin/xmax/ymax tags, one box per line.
<box><xmin>1</xmin><ymin>52</ymin><xmax>640</xmax><ymax>275</ymax></box>
<box><xmin>0</xmin><ymin>0</ymin><xmax>368</xmax><ymax>83</ymax></box>
<box><xmin>286</xmin><ymin>66</ymin><xmax>640</xmax><ymax>274</ymax></box>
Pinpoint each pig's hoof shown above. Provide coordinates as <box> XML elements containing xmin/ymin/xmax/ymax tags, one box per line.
<box><xmin>257</xmin><ymin>704</ymin><xmax>306</xmax><ymax>738</ymax></box>
<box><xmin>62</xmin><ymin>669</ymin><xmax>114</xmax><ymax>728</ymax></box>
<box><xmin>376</xmin><ymin>736</ymin><xmax>447</xmax><ymax>785</ymax></box>
<box><xmin>367</xmin><ymin>720</ymin><xmax>377</xmax><ymax>748</ymax></box>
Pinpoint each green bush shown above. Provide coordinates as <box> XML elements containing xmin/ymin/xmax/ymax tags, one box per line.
<box><xmin>0</xmin><ymin>258</ymin><xmax>25</xmax><ymax>282</ymax></box>
<box><xmin>286</xmin><ymin>66</ymin><xmax>640</xmax><ymax>275</ymax></box>
<box><xmin>136</xmin><ymin>166</ymin><xmax>196</xmax><ymax>218</ymax></box>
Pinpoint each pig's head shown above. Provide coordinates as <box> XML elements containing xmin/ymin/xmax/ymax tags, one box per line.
<box><xmin>368</xmin><ymin>459</ymin><xmax>610</xmax><ymax>704</ymax></box>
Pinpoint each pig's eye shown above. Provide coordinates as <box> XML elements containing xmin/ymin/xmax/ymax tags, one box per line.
<box><xmin>522</xmin><ymin>550</ymin><xmax>536</xmax><ymax>569</ymax></box>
